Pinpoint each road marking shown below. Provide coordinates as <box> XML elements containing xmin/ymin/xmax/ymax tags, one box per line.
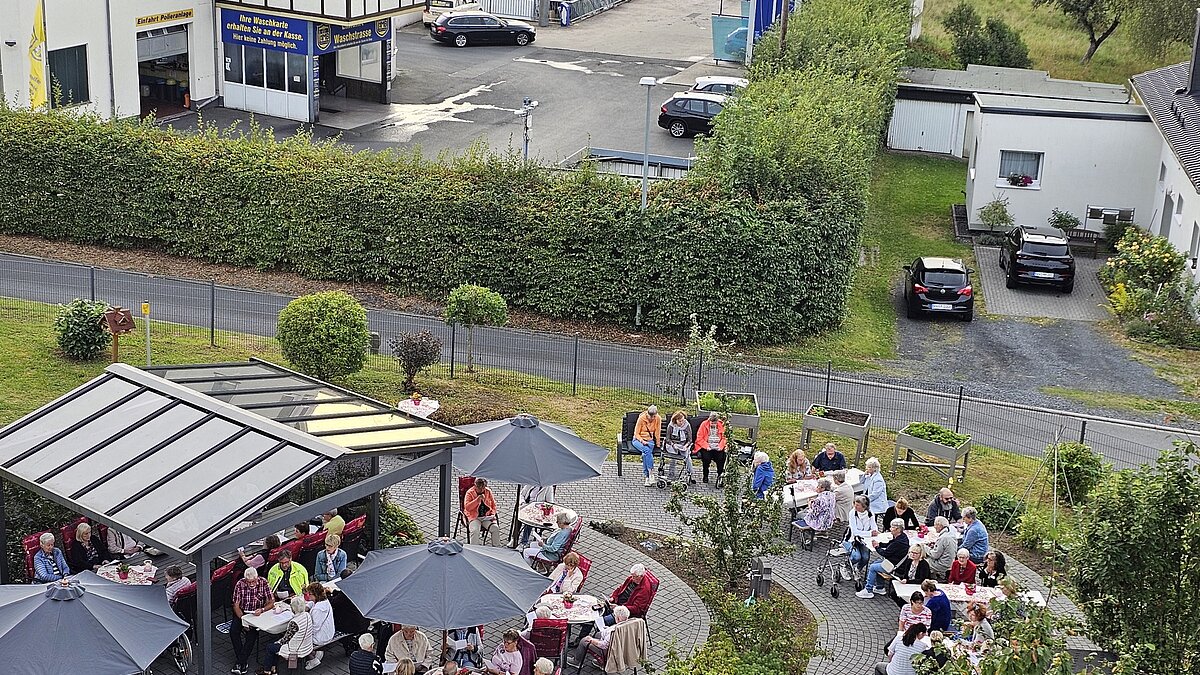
<box><xmin>376</xmin><ymin>81</ymin><xmax>514</xmax><ymax>142</ymax></box>
<box><xmin>513</xmin><ymin>56</ymin><xmax>624</xmax><ymax>76</ymax></box>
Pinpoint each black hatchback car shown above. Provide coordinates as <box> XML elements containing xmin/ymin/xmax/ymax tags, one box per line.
<box><xmin>903</xmin><ymin>257</ymin><xmax>975</xmax><ymax>321</ymax></box>
<box><xmin>999</xmin><ymin>224</ymin><xmax>1076</xmax><ymax>293</ymax></box>
<box><xmin>430</xmin><ymin>11</ymin><xmax>535</xmax><ymax>47</ymax></box>
<box><xmin>657</xmin><ymin>92</ymin><xmax>725</xmax><ymax>138</ymax></box>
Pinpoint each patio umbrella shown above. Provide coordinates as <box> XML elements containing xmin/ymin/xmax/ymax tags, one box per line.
<box><xmin>0</xmin><ymin>571</ymin><xmax>188</xmax><ymax>675</ymax></box>
<box><xmin>338</xmin><ymin>539</ymin><xmax>551</xmax><ymax>653</ymax></box>
<box><xmin>455</xmin><ymin>414</ymin><xmax>607</xmax><ymax>544</ymax></box>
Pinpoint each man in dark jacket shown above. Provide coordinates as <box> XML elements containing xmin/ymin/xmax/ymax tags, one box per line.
<box><xmin>857</xmin><ymin>519</ymin><xmax>909</xmax><ymax>598</ymax></box>
<box><xmin>925</xmin><ymin>488</ymin><xmax>962</xmax><ymax>525</ymax></box>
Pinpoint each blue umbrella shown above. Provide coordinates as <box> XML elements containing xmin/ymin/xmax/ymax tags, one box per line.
<box><xmin>455</xmin><ymin>415</ymin><xmax>607</xmax><ymax>486</ymax></box>
<box><xmin>0</xmin><ymin>571</ymin><xmax>188</xmax><ymax>675</ymax></box>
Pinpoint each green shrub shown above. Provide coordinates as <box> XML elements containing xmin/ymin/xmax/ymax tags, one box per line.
<box><xmin>379</xmin><ymin>493</ymin><xmax>424</xmax><ymax>548</ymax></box>
<box><xmin>276</xmin><ymin>291</ymin><xmax>370</xmax><ymax>381</ymax></box>
<box><xmin>976</xmin><ymin>491</ymin><xmax>1025</xmax><ymax>533</ymax></box>
<box><xmin>698</xmin><ymin>392</ymin><xmax>758</xmax><ymax>415</ymax></box>
<box><xmin>444</xmin><ymin>284</ymin><xmax>508</xmax><ymax>374</ymax></box>
<box><xmin>1044</xmin><ymin>441</ymin><xmax>1104</xmax><ymax>503</ymax></box>
<box><xmin>1102</xmin><ymin>228</ymin><xmax>1187</xmax><ymax>291</ymax></box>
<box><xmin>389</xmin><ymin>330</ymin><xmax>442</xmax><ymax>391</ymax></box>
<box><xmin>1047</xmin><ymin>208</ymin><xmax>1082</xmax><ymax>233</ymax></box>
<box><xmin>54</xmin><ymin>299</ymin><xmax>111</xmax><ymax>360</ymax></box>
<box><xmin>902</xmin><ymin>421</ymin><xmax>969</xmax><ymax>447</ymax></box>
<box><xmin>1014</xmin><ymin>509</ymin><xmax>1067</xmax><ymax>551</ymax></box>
<box><xmin>942</xmin><ymin>2</ymin><xmax>1032</xmax><ymax>68</ymax></box>
<box><xmin>1103</xmin><ymin>219</ymin><xmax>1132</xmax><ymax>248</ymax></box>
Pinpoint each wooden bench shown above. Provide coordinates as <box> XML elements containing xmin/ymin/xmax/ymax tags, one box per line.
<box><xmin>1065</xmin><ymin>228</ymin><xmax>1103</xmax><ymax>259</ymax></box>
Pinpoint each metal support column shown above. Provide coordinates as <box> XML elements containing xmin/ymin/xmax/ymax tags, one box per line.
<box><xmin>209</xmin><ymin>279</ymin><xmax>216</xmax><ymax>347</ymax></box>
<box><xmin>195</xmin><ymin>548</ymin><xmax>213</xmax><ymax>675</ymax></box>
<box><xmin>439</xmin><ymin>461</ymin><xmax>453</xmax><ymax>537</ymax></box>
<box><xmin>370</xmin><ymin>456</ymin><xmax>381</xmax><ymax>552</ymax></box>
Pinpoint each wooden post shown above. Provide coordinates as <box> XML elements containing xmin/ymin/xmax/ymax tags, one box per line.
<box><xmin>779</xmin><ymin>0</ymin><xmax>790</xmax><ymax>52</ymax></box>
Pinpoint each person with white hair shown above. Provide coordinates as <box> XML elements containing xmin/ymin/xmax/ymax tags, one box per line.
<box><xmin>694</xmin><ymin>411</ymin><xmax>728</xmax><ymax>486</ymax></box>
<box><xmin>857</xmin><ymin>518</ymin><xmax>910</xmax><ymax>599</ymax></box>
<box><xmin>566</xmin><ymin>605</ymin><xmax>630</xmax><ymax>668</ymax></box>
<box><xmin>32</xmin><ymin>532</ymin><xmax>70</xmax><ymax>583</ymax></box>
<box><xmin>926</xmin><ymin>516</ymin><xmax>957</xmax><ymax>579</ymax></box>
<box><xmin>751</xmin><ymin>451</ymin><xmax>775</xmax><ymax>499</ymax></box>
<box><xmin>349</xmin><ymin>633</ymin><xmax>383</xmax><ymax>675</ymax></box>
<box><xmin>633</xmin><ymin>405</ymin><xmax>663</xmax><ymax>486</ymax></box>
<box><xmin>522</xmin><ymin>511</ymin><xmax>574</xmax><ymax>565</ymax></box>
<box><xmin>321</xmin><ymin>507</ymin><xmax>345</xmax><ymax>537</ymax></box>
<box><xmin>533</xmin><ymin>657</ymin><xmax>556</xmax><ymax>674</ymax></box>
<box><xmin>259</xmin><ymin>596</ymin><xmax>314</xmax><ymax>674</ymax></box>
<box><xmin>600</xmin><ymin>564</ymin><xmax>653</xmax><ymax>626</ymax></box>
<box><xmin>948</xmin><ymin>548</ymin><xmax>978</xmax><ymax>584</ymax></box>
<box><xmin>861</xmin><ymin>457</ymin><xmax>889</xmax><ymax>517</ymax></box>
<box><xmin>831</xmin><ymin>470</ymin><xmax>855</xmax><ymax>523</ymax></box>
<box><xmin>521</xmin><ymin>604</ymin><xmax>554</xmax><ymax>639</ymax></box>
<box><xmin>231</xmin><ymin>566</ymin><xmax>273</xmax><ymax>674</ymax></box>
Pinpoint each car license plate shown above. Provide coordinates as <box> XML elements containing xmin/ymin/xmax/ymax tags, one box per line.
<box><xmin>1032</xmin><ymin>272</ymin><xmax>1054</xmax><ymax>279</ymax></box>
<box><xmin>930</xmin><ymin>303</ymin><xmax>953</xmax><ymax>311</ymax></box>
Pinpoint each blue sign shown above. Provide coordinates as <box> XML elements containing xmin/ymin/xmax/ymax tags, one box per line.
<box><xmin>313</xmin><ymin>19</ymin><xmax>391</xmax><ymax>55</ymax></box>
<box><xmin>221</xmin><ymin>9</ymin><xmax>310</xmax><ymax>54</ymax></box>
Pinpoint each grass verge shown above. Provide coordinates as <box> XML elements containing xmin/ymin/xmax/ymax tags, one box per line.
<box><xmin>1041</xmin><ymin>386</ymin><xmax>1200</xmax><ymax>424</ymax></box>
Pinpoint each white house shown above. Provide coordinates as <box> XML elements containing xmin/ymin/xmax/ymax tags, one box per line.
<box><xmin>888</xmin><ymin>65</ymin><xmax>1129</xmax><ymax>158</ymax></box>
<box><xmin>963</xmin><ymin>93</ymin><xmax>1161</xmax><ymax>233</ymax></box>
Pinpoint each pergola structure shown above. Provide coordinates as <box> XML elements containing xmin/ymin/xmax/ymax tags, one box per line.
<box><xmin>0</xmin><ymin>360</ymin><xmax>474</xmax><ymax>675</ymax></box>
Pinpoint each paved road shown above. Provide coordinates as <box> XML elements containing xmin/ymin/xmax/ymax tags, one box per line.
<box><xmin>2</xmin><ymin>252</ymin><xmax>1195</xmax><ymax>472</ymax></box>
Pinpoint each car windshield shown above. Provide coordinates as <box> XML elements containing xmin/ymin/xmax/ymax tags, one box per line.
<box><xmin>1024</xmin><ymin>242</ymin><xmax>1069</xmax><ymax>256</ymax></box>
<box><xmin>922</xmin><ymin>271</ymin><xmax>967</xmax><ymax>286</ymax></box>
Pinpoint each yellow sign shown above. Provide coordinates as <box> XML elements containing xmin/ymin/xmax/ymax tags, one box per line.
<box><xmin>136</xmin><ymin>8</ymin><xmax>194</xmax><ymax>27</ymax></box>
<box><xmin>141</xmin><ymin>302</ymin><xmax>151</xmax><ymax>316</ymax></box>
<box><xmin>28</xmin><ymin>0</ymin><xmax>46</xmax><ymax>109</ymax></box>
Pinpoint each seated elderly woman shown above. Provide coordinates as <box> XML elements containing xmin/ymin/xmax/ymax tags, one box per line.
<box><xmin>521</xmin><ymin>605</ymin><xmax>554</xmax><ymax>639</ymax></box>
<box><xmin>313</xmin><ymin>534</ymin><xmax>347</xmax><ymax>583</ymax></box>
<box><xmin>258</xmin><ymin>596</ymin><xmax>314</xmax><ymax>675</ymax></box>
<box><xmin>522</xmin><ymin>512</ymin><xmax>573</xmax><ymax>565</ymax></box>
<box><xmin>533</xmin><ymin>657</ymin><xmax>556</xmax><ymax>675</ymax></box>
<box><xmin>751</xmin><ymin>451</ymin><xmax>776</xmax><ymax>499</ymax></box>
<box><xmin>32</xmin><ymin>532</ymin><xmax>71</xmax><ymax>583</ymax></box>
<box><xmin>68</xmin><ymin>522</ymin><xmax>112</xmax><ymax>573</ymax></box>
<box><xmin>566</xmin><ymin>605</ymin><xmax>630</xmax><ymax>668</ymax></box>
<box><xmin>947</xmin><ymin>548</ymin><xmax>978</xmax><ymax>585</ymax></box>
<box><xmin>892</xmin><ymin>544</ymin><xmax>932</xmax><ymax>585</ymax></box>
<box><xmin>792</xmin><ymin>477</ymin><xmax>836</xmax><ymax>548</ymax></box>
<box><xmin>485</xmin><ymin>630</ymin><xmax>524</xmax><ymax>675</ymax></box>
<box><xmin>546</xmin><ymin>551</ymin><xmax>585</xmax><ymax>595</ymax></box>
<box><xmin>785</xmin><ymin>450</ymin><xmax>814</xmax><ymax>482</ymax></box>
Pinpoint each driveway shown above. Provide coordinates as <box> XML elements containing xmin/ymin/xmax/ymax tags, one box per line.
<box><xmin>973</xmin><ymin>245</ymin><xmax>1109</xmax><ymax>321</ymax></box>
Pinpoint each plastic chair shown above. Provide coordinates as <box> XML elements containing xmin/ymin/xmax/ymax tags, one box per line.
<box><xmin>529</xmin><ymin>618</ymin><xmax>568</xmax><ymax>664</ymax></box>
<box><xmin>340</xmin><ymin>514</ymin><xmax>367</xmax><ymax>558</ymax></box>
<box><xmin>576</xmin><ymin>554</ymin><xmax>592</xmax><ymax>593</ymax></box>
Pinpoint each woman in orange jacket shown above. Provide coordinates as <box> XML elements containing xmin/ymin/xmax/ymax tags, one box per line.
<box><xmin>464</xmin><ymin>477</ymin><xmax>501</xmax><ymax>546</ymax></box>
<box><xmin>694</xmin><ymin>412</ymin><xmax>727</xmax><ymax>486</ymax></box>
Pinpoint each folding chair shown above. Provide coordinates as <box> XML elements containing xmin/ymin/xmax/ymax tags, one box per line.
<box><xmin>452</xmin><ymin>475</ymin><xmax>476</xmax><ymax>540</ymax></box>
<box><xmin>574</xmin><ymin>618</ymin><xmax>646</xmax><ymax>674</ymax></box>
<box><xmin>529</xmin><ymin>618</ymin><xmax>569</xmax><ymax>667</ymax></box>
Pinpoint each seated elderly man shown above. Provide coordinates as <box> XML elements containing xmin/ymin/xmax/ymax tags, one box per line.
<box><xmin>601</xmin><ymin>564</ymin><xmax>654</xmax><ymax>625</ymax></box>
<box><xmin>831</xmin><ymin>471</ymin><xmax>855</xmax><ymax>523</ymax></box>
<box><xmin>266</xmin><ymin>549</ymin><xmax>309</xmax><ymax>600</ymax></box>
<box><xmin>792</xmin><ymin>477</ymin><xmax>836</xmax><ymax>548</ymax></box>
<box><xmin>566</xmin><ymin>606</ymin><xmax>630</xmax><ymax>668</ymax></box>
<box><xmin>386</xmin><ymin>625</ymin><xmax>433</xmax><ymax>671</ymax></box>
<box><xmin>811</xmin><ymin>442</ymin><xmax>846</xmax><ymax>473</ymax></box>
<box><xmin>960</xmin><ymin>506</ymin><xmax>990</xmax><ymax>565</ymax></box>
<box><xmin>857</xmin><ymin>518</ymin><xmax>909</xmax><ymax>599</ymax></box>
<box><xmin>522</xmin><ymin>512</ymin><xmax>573</xmax><ymax>565</ymax></box>
<box><xmin>321</xmin><ymin>508</ymin><xmax>346</xmax><ymax>537</ymax></box>
<box><xmin>926</xmin><ymin>516</ymin><xmax>957</xmax><ymax>580</ymax></box>
<box><xmin>925</xmin><ymin>488</ymin><xmax>962</xmax><ymax>525</ymax></box>
<box><xmin>349</xmin><ymin>633</ymin><xmax>383</xmax><ymax>675</ymax></box>
<box><xmin>32</xmin><ymin>532</ymin><xmax>70</xmax><ymax>583</ymax></box>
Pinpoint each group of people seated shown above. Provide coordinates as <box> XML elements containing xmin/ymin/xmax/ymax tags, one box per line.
<box><xmin>632</xmin><ymin>407</ymin><xmax>731</xmax><ymax>487</ymax></box>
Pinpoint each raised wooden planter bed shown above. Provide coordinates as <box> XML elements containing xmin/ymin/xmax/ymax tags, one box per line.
<box><xmin>801</xmin><ymin>405</ymin><xmax>872</xmax><ymax>466</ymax></box>
<box><xmin>696</xmin><ymin>391</ymin><xmax>760</xmax><ymax>444</ymax></box>
<box><xmin>893</xmin><ymin>423</ymin><xmax>971</xmax><ymax>482</ymax></box>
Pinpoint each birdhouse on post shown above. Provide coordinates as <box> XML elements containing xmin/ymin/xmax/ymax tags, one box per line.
<box><xmin>103</xmin><ymin>306</ymin><xmax>136</xmax><ymax>363</ymax></box>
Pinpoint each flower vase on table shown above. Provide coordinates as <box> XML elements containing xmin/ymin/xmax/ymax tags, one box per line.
<box><xmin>563</xmin><ymin>592</ymin><xmax>575</xmax><ymax>609</ymax></box>
<box><xmin>116</xmin><ymin>563</ymin><xmax>130</xmax><ymax>580</ymax></box>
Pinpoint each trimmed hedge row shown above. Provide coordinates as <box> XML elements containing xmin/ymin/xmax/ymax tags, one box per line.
<box><xmin>0</xmin><ymin>0</ymin><xmax>907</xmax><ymax>345</ymax></box>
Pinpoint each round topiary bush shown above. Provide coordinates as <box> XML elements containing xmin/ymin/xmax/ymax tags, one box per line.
<box><xmin>54</xmin><ymin>299</ymin><xmax>111</xmax><ymax>360</ymax></box>
<box><xmin>276</xmin><ymin>291</ymin><xmax>370</xmax><ymax>381</ymax></box>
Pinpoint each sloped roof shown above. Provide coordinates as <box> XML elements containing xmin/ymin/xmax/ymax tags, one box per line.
<box><xmin>1131</xmin><ymin>62</ymin><xmax>1200</xmax><ymax>194</ymax></box>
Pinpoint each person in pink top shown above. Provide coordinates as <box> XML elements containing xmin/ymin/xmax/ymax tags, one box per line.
<box><xmin>897</xmin><ymin>591</ymin><xmax>933</xmax><ymax>633</ymax></box>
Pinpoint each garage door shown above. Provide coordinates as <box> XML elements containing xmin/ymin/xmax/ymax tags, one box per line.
<box><xmin>887</xmin><ymin>99</ymin><xmax>957</xmax><ymax>155</ymax></box>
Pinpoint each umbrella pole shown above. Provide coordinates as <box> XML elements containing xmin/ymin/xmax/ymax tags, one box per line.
<box><xmin>443</xmin><ymin>629</ymin><xmax>449</xmax><ymax>663</ymax></box>
<box><xmin>509</xmin><ymin>483</ymin><xmax>522</xmax><ymax>549</ymax></box>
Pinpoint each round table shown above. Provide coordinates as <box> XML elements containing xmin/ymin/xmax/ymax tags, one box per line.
<box><xmin>96</xmin><ymin>562</ymin><xmax>157</xmax><ymax>585</ymax></box>
<box><xmin>538</xmin><ymin>593</ymin><xmax>601</xmax><ymax>624</ymax></box>
<box><xmin>397</xmin><ymin>398</ymin><xmax>440</xmax><ymax>418</ymax></box>
<box><xmin>517</xmin><ymin>503</ymin><xmax>577</xmax><ymax>530</ymax></box>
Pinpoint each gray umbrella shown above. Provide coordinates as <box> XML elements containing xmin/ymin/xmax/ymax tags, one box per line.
<box><xmin>338</xmin><ymin>539</ymin><xmax>552</xmax><ymax>628</ymax></box>
<box><xmin>455</xmin><ymin>415</ymin><xmax>607</xmax><ymax>486</ymax></box>
<box><xmin>0</xmin><ymin>571</ymin><xmax>188</xmax><ymax>675</ymax></box>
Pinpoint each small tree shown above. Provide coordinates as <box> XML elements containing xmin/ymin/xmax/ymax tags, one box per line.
<box><xmin>1032</xmin><ymin>0</ymin><xmax>1122</xmax><ymax>63</ymax></box>
<box><xmin>917</xmin><ymin>601</ymin><xmax>1090</xmax><ymax>674</ymax></box>
<box><xmin>656</xmin><ymin>313</ymin><xmax>753</xmax><ymax>404</ymax></box>
<box><xmin>943</xmin><ymin>2</ymin><xmax>1031</xmax><ymax>68</ymax></box>
<box><xmin>443</xmin><ymin>284</ymin><xmax>508</xmax><ymax>374</ymax></box>
<box><xmin>1043</xmin><ymin>440</ymin><xmax>1104</xmax><ymax>504</ymax></box>
<box><xmin>1047</xmin><ymin>207</ymin><xmax>1083</xmax><ymax>234</ymax></box>
<box><xmin>389</xmin><ymin>330</ymin><xmax>443</xmax><ymax>391</ymax></box>
<box><xmin>978</xmin><ymin>195</ymin><xmax>1015</xmax><ymax>232</ymax></box>
<box><xmin>54</xmin><ymin>299</ymin><xmax>111</xmax><ymax>361</ymax></box>
<box><xmin>276</xmin><ymin>291</ymin><xmax>370</xmax><ymax>381</ymax></box>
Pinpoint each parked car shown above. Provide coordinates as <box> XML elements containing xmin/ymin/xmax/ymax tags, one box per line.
<box><xmin>903</xmin><ymin>257</ymin><xmax>974</xmax><ymax>321</ymax></box>
<box><xmin>691</xmin><ymin>75</ymin><xmax>748</xmax><ymax>95</ymax></box>
<box><xmin>430</xmin><ymin>11</ymin><xmax>536</xmax><ymax>47</ymax></box>
<box><xmin>657</xmin><ymin>91</ymin><xmax>726</xmax><ymax>138</ymax></box>
<box><xmin>999</xmin><ymin>224</ymin><xmax>1076</xmax><ymax>293</ymax></box>
<box><xmin>423</xmin><ymin>0</ymin><xmax>481</xmax><ymax>26</ymax></box>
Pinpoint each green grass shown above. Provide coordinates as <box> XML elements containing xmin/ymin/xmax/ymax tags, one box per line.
<box><xmin>919</xmin><ymin>0</ymin><xmax>1187</xmax><ymax>84</ymax></box>
<box><xmin>1042</xmin><ymin>387</ymin><xmax>1200</xmax><ymax>424</ymax></box>
<box><xmin>750</xmin><ymin>152</ymin><xmax>973</xmax><ymax>370</ymax></box>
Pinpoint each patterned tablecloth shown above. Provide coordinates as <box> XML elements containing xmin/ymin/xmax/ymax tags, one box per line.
<box><xmin>517</xmin><ymin>503</ymin><xmax>577</xmax><ymax>529</ymax></box>
<box><xmin>96</xmin><ymin>562</ymin><xmax>157</xmax><ymax>585</ymax></box>
<box><xmin>397</xmin><ymin>398</ymin><xmax>440</xmax><ymax>418</ymax></box>
<box><xmin>539</xmin><ymin>594</ymin><xmax>601</xmax><ymax>624</ymax></box>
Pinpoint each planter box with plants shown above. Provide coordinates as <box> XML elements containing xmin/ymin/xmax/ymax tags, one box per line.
<box><xmin>893</xmin><ymin>421</ymin><xmax>971</xmax><ymax>482</ymax></box>
<box><xmin>696</xmin><ymin>391</ymin><xmax>760</xmax><ymax>444</ymax></box>
<box><xmin>801</xmin><ymin>404</ymin><xmax>872</xmax><ymax>466</ymax></box>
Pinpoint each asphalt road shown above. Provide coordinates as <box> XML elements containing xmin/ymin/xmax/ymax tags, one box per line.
<box><xmin>2</xmin><ymin>252</ymin><xmax>1194</xmax><ymax>472</ymax></box>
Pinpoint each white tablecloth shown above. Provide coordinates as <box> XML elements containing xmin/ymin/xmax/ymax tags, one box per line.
<box><xmin>397</xmin><ymin>398</ymin><xmax>440</xmax><ymax>418</ymax></box>
<box><xmin>783</xmin><ymin>468</ymin><xmax>864</xmax><ymax>510</ymax></box>
<box><xmin>539</xmin><ymin>593</ymin><xmax>601</xmax><ymax>624</ymax></box>
<box><xmin>518</xmin><ymin>503</ymin><xmax>577</xmax><ymax>529</ymax></box>
<box><xmin>241</xmin><ymin>606</ymin><xmax>293</xmax><ymax>634</ymax></box>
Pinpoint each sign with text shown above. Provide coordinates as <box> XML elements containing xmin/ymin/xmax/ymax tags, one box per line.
<box><xmin>221</xmin><ymin>9</ymin><xmax>309</xmax><ymax>54</ymax></box>
<box><xmin>313</xmin><ymin>19</ymin><xmax>390</xmax><ymax>55</ymax></box>
<box><xmin>137</xmin><ymin>9</ymin><xmax>194</xmax><ymax>27</ymax></box>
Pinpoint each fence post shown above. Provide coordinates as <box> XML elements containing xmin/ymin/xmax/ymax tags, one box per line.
<box><xmin>617</xmin><ymin>440</ymin><xmax>623</xmax><ymax>477</ymax></box>
<box><xmin>697</xmin><ymin>352</ymin><xmax>705</xmax><ymax>396</ymax></box>
<box><xmin>209</xmin><ymin>280</ymin><xmax>216</xmax><ymax>347</ymax></box>
<box><xmin>824</xmin><ymin>361</ymin><xmax>832</xmax><ymax>406</ymax></box>
<box><xmin>449</xmin><ymin>325</ymin><xmax>456</xmax><ymax>379</ymax></box>
<box><xmin>89</xmin><ymin>267</ymin><xmax>95</xmax><ymax>301</ymax></box>
<box><xmin>1078</xmin><ymin>420</ymin><xmax>1087</xmax><ymax>445</ymax></box>
<box><xmin>954</xmin><ymin>386</ymin><xmax>964</xmax><ymax>433</ymax></box>
<box><xmin>571</xmin><ymin>333</ymin><xmax>580</xmax><ymax>396</ymax></box>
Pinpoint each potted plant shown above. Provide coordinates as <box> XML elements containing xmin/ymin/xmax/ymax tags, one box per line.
<box><xmin>801</xmin><ymin>404</ymin><xmax>873</xmax><ymax>466</ymax></box>
<box><xmin>893</xmin><ymin>421</ymin><xmax>972</xmax><ymax>481</ymax></box>
<box><xmin>696</xmin><ymin>391</ymin><xmax>761</xmax><ymax>443</ymax></box>
<box><xmin>1006</xmin><ymin>173</ymin><xmax>1033</xmax><ymax>187</ymax></box>
<box><xmin>116</xmin><ymin>562</ymin><xmax>130</xmax><ymax>580</ymax></box>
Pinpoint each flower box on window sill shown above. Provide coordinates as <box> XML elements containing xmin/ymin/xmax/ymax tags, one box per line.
<box><xmin>996</xmin><ymin>180</ymin><xmax>1040</xmax><ymax>191</ymax></box>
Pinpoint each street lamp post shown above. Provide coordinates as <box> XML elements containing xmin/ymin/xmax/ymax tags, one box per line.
<box><xmin>638</xmin><ymin>76</ymin><xmax>658</xmax><ymax>210</ymax></box>
<box><xmin>515</xmin><ymin>97</ymin><xmax>539</xmax><ymax>161</ymax></box>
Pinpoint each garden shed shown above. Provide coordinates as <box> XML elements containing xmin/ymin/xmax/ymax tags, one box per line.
<box><xmin>887</xmin><ymin>65</ymin><xmax>1130</xmax><ymax>158</ymax></box>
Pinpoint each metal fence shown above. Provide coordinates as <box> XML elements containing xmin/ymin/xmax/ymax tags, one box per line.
<box><xmin>2</xmin><ymin>252</ymin><xmax>1196</xmax><ymax>480</ymax></box>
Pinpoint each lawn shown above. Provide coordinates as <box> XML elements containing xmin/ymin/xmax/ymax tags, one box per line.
<box><xmin>751</xmin><ymin>152</ymin><xmax>972</xmax><ymax>370</ymax></box>
<box><xmin>918</xmin><ymin>0</ymin><xmax>1187</xmax><ymax>84</ymax></box>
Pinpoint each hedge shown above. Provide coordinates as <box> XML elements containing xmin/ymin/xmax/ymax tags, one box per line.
<box><xmin>0</xmin><ymin>0</ymin><xmax>907</xmax><ymax>346</ymax></box>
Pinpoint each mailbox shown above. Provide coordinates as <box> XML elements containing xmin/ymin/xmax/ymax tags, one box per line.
<box><xmin>103</xmin><ymin>307</ymin><xmax>136</xmax><ymax>335</ymax></box>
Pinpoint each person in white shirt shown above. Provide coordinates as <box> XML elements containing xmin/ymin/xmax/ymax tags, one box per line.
<box><xmin>566</xmin><ymin>605</ymin><xmax>629</xmax><ymax>668</ymax></box>
<box><xmin>385</xmin><ymin>625</ymin><xmax>432</xmax><ymax>668</ymax></box>
<box><xmin>841</xmin><ymin>495</ymin><xmax>877</xmax><ymax>580</ymax></box>
<box><xmin>106</xmin><ymin>527</ymin><xmax>141</xmax><ymax>557</ymax></box>
<box><xmin>164</xmin><ymin>566</ymin><xmax>189</xmax><ymax>606</ymax></box>
<box><xmin>874</xmin><ymin>622</ymin><xmax>929</xmax><ymax>675</ymax></box>
<box><xmin>303</xmin><ymin>583</ymin><xmax>336</xmax><ymax>670</ymax></box>
<box><xmin>545</xmin><ymin>552</ymin><xmax>585</xmax><ymax>595</ymax></box>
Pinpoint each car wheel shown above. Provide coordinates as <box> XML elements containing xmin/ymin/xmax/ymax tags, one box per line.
<box><xmin>906</xmin><ymin>302</ymin><xmax>918</xmax><ymax>320</ymax></box>
<box><xmin>998</xmin><ymin>250</ymin><xmax>1005</xmax><ymax>269</ymax></box>
<box><xmin>668</xmin><ymin>120</ymin><xmax>688</xmax><ymax>138</ymax></box>
<box><xmin>1005</xmin><ymin>268</ymin><xmax>1017</xmax><ymax>289</ymax></box>
<box><xmin>960</xmin><ymin>309</ymin><xmax>973</xmax><ymax>322</ymax></box>
<box><xmin>1061</xmin><ymin>282</ymin><xmax>1074</xmax><ymax>294</ymax></box>
<box><xmin>454</xmin><ymin>33</ymin><xmax>468</xmax><ymax>47</ymax></box>
<box><xmin>515</xmin><ymin>32</ymin><xmax>530</xmax><ymax>46</ymax></box>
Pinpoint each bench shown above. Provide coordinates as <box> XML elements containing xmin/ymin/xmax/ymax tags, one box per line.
<box><xmin>1065</xmin><ymin>228</ymin><xmax>1103</xmax><ymax>259</ymax></box>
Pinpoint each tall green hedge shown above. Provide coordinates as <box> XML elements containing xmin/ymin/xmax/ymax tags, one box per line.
<box><xmin>0</xmin><ymin>0</ymin><xmax>907</xmax><ymax>345</ymax></box>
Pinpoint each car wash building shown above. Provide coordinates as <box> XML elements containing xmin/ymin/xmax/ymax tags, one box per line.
<box><xmin>216</xmin><ymin>1</ymin><xmax>418</xmax><ymax>123</ymax></box>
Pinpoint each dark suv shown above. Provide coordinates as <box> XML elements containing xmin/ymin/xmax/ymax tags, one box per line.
<box><xmin>657</xmin><ymin>92</ymin><xmax>725</xmax><ymax>138</ymax></box>
<box><xmin>999</xmin><ymin>225</ymin><xmax>1076</xmax><ymax>293</ymax></box>
<box><xmin>903</xmin><ymin>257</ymin><xmax>974</xmax><ymax>321</ymax></box>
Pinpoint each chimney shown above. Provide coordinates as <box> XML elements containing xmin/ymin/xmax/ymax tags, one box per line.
<box><xmin>1190</xmin><ymin>8</ymin><xmax>1200</xmax><ymax>95</ymax></box>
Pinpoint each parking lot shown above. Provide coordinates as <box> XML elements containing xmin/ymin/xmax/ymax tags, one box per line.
<box><xmin>973</xmin><ymin>245</ymin><xmax>1109</xmax><ymax>321</ymax></box>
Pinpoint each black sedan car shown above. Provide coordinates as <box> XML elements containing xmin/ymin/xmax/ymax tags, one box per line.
<box><xmin>903</xmin><ymin>257</ymin><xmax>974</xmax><ymax>321</ymax></box>
<box><xmin>999</xmin><ymin>224</ymin><xmax>1076</xmax><ymax>293</ymax></box>
<box><xmin>430</xmin><ymin>11</ymin><xmax>535</xmax><ymax>47</ymax></box>
<box><xmin>657</xmin><ymin>91</ymin><xmax>725</xmax><ymax>138</ymax></box>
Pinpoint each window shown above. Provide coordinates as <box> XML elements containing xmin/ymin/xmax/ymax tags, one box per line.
<box><xmin>243</xmin><ymin>47</ymin><xmax>264</xmax><ymax>87</ymax></box>
<box><xmin>224</xmin><ymin>44</ymin><xmax>243</xmax><ymax>84</ymax></box>
<box><xmin>287</xmin><ymin>53</ymin><xmax>307</xmax><ymax>94</ymax></box>
<box><xmin>1025</xmin><ymin>242</ymin><xmax>1070</xmax><ymax>257</ymax></box>
<box><xmin>1191</xmin><ymin>223</ymin><xmax>1199</xmax><ymax>261</ymax></box>
<box><xmin>1160</xmin><ymin>163</ymin><xmax>1168</xmax><ymax>182</ymax></box>
<box><xmin>685</xmin><ymin>100</ymin><xmax>706</xmax><ymax>114</ymax></box>
<box><xmin>1176</xmin><ymin>196</ymin><xmax>1185</xmax><ymax>215</ymax></box>
<box><xmin>47</xmin><ymin>45</ymin><xmax>89</xmax><ymax>107</ymax></box>
<box><xmin>707</xmin><ymin>101</ymin><xmax>723</xmax><ymax>115</ymax></box>
<box><xmin>265</xmin><ymin>50</ymin><xmax>286</xmax><ymax>91</ymax></box>
<box><xmin>480</xmin><ymin>17</ymin><xmax>501</xmax><ymax>26</ymax></box>
<box><xmin>998</xmin><ymin>150</ymin><xmax>1042</xmax><ymax>184</ymax></box>
<box><xmin>923</xmin><ymin>270</ymin><xmax>967</xmax><ymax>286</ymax></box>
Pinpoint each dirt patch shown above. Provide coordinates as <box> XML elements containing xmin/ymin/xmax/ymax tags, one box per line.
<box><xmin>0</xmin><ymin>234</ymin><xmax>686</xmax><ymax>350</ymax></box>
<box><xmin>811</xmin><ymin>405</ymin><xmax>870</xmax><ymax>426</ymax></box>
